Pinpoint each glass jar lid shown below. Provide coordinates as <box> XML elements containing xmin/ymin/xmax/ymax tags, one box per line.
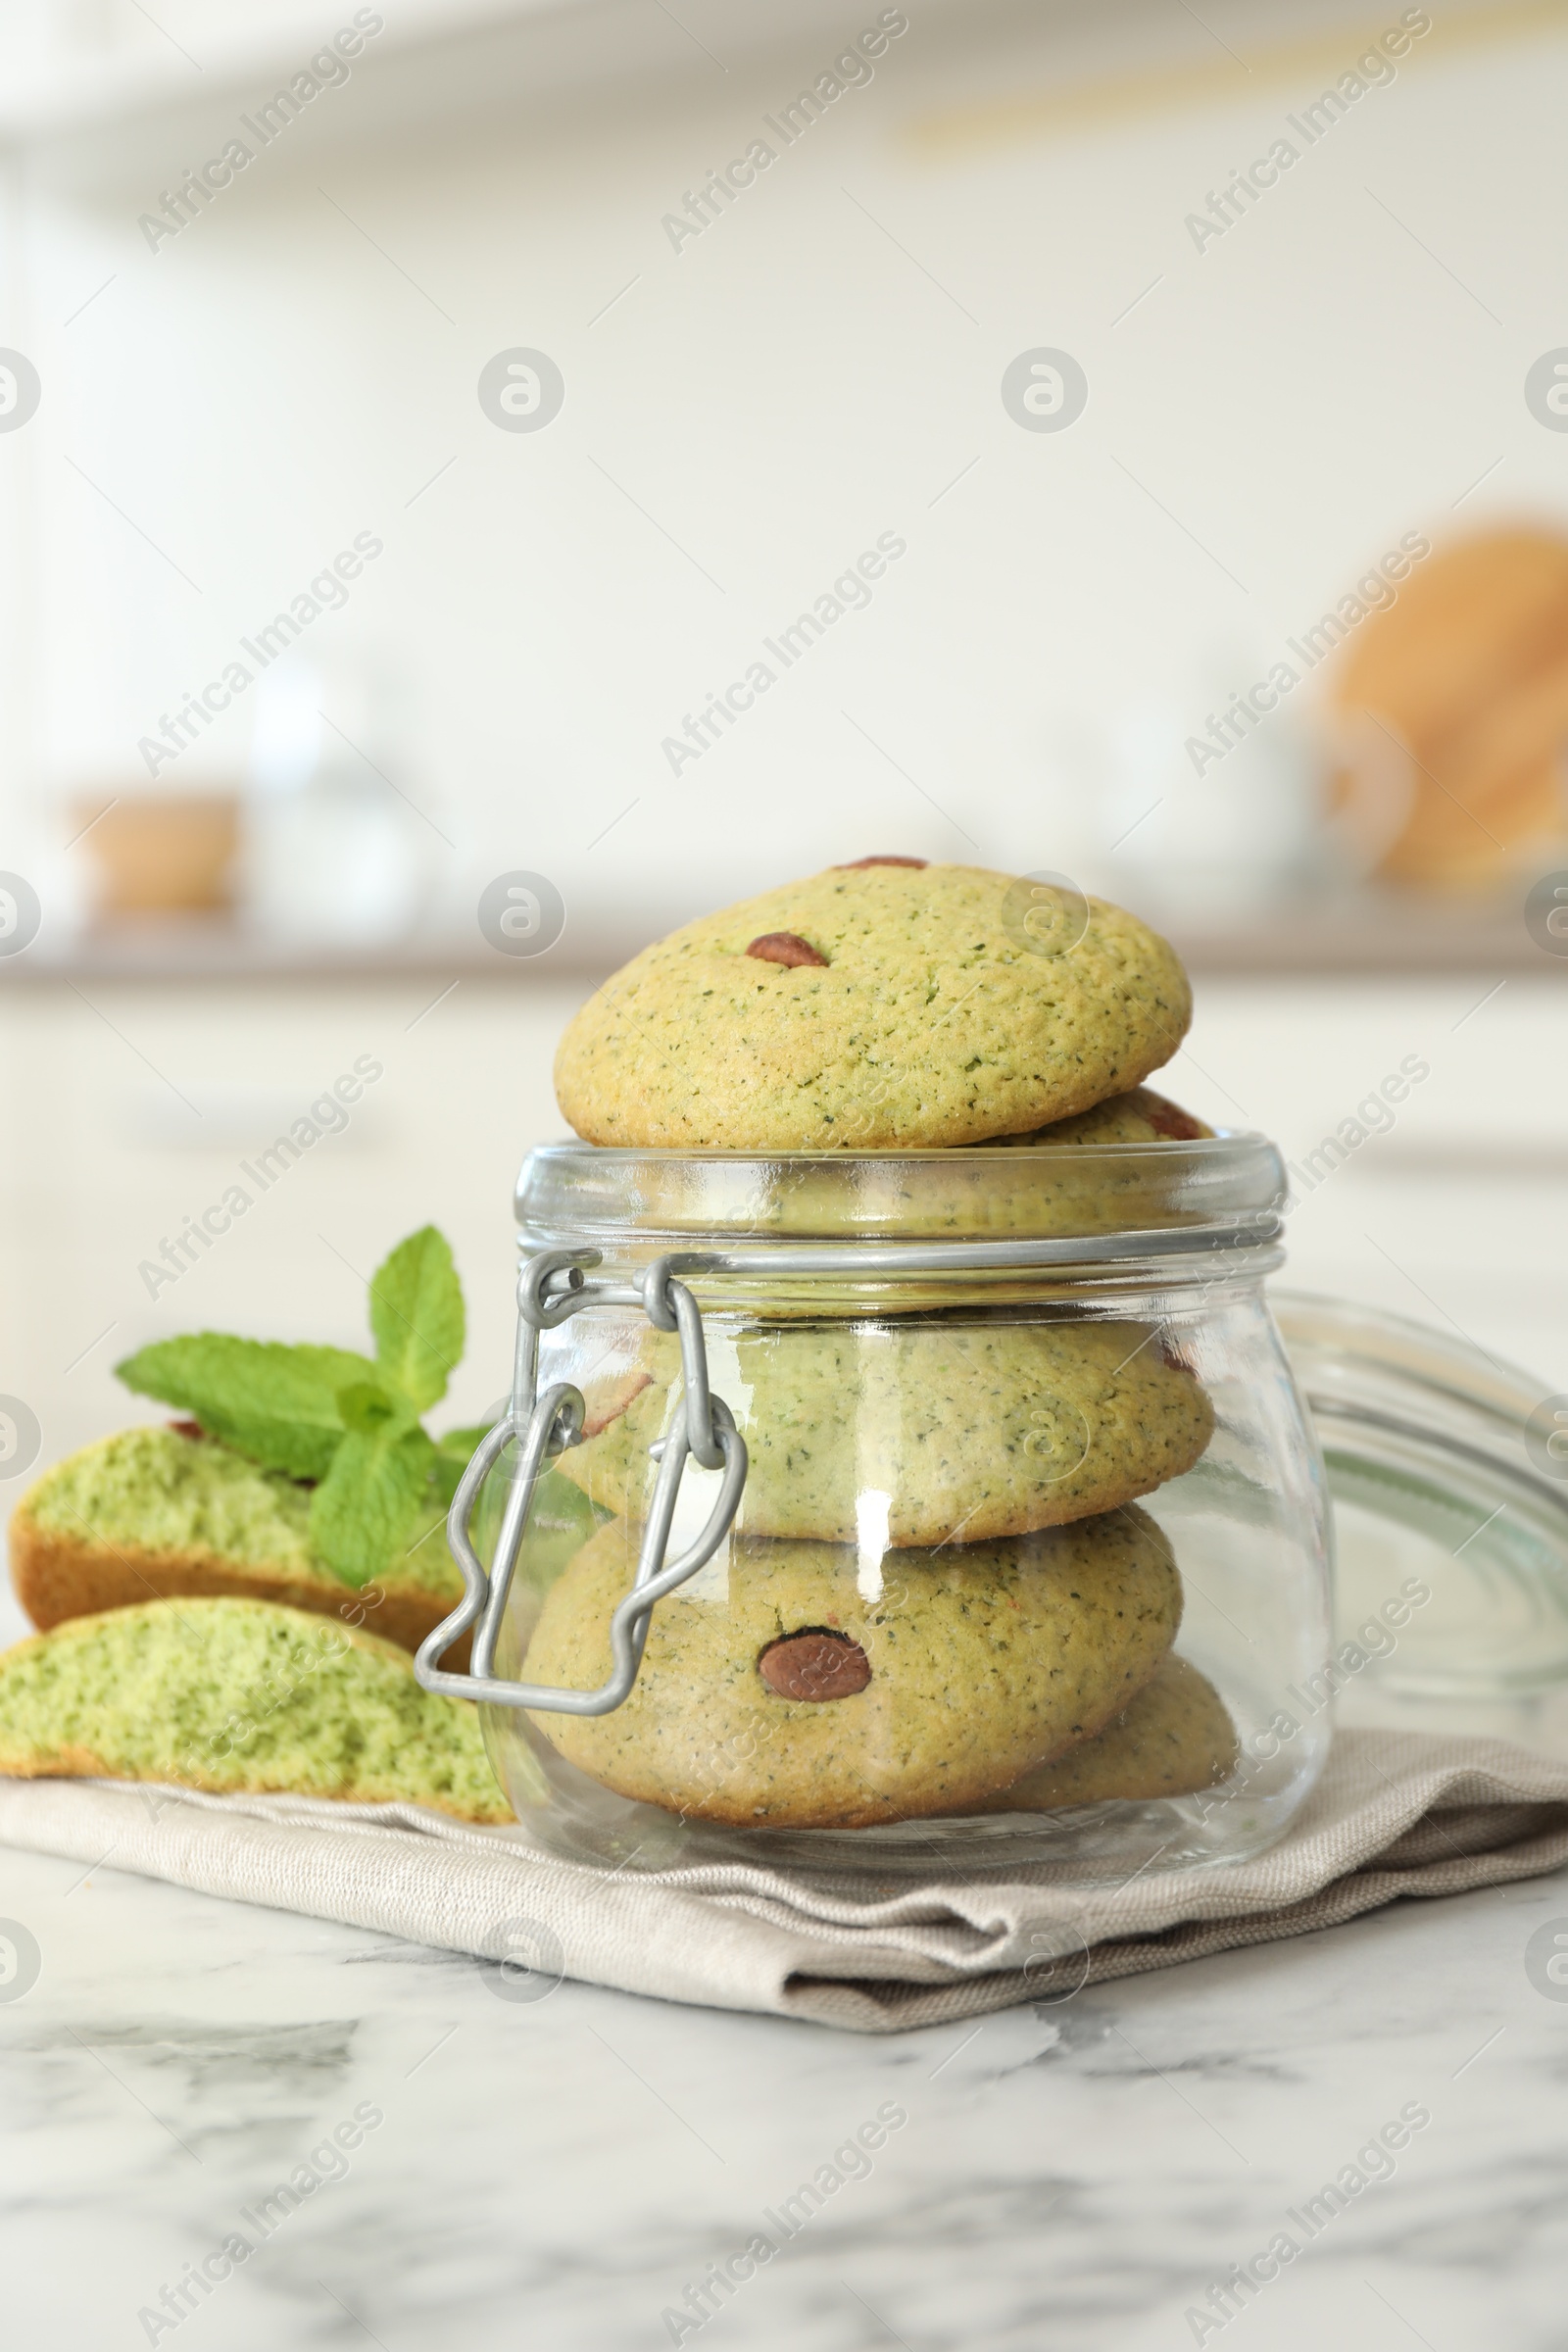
<box><xmin>516</xmin><ymin>1133</ymin><xmax>1287</xmax><ymax>1252</ymax></box>
<box><xmin>1276</xmin><ymin>1291</ymin><xmax>1568</xmax><ymax>1697</ymax></box>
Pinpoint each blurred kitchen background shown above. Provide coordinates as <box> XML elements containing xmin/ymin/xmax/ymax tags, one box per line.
<box><xmin>2</xmin><ymin>0</ymin><xmax>1568</xmax><ymax>1646</ymax></box>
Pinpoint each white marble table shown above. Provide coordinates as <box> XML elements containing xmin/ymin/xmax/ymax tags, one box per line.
<box><xmin>3</xmin><ymin>1830</ymin><xmax>1564</xmax><ymax>2352</ymax></box>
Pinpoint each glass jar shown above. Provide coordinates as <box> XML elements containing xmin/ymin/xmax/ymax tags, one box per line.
<box><xmin>1277</xmin><ymin>1290</ymin><xmax>1568</xmax><ymax>1706</ymax></box>
<box><xmin>419</xmin><ymin>1135</ymin><xmax>1335</xmax><ymax>1882</ymax></box>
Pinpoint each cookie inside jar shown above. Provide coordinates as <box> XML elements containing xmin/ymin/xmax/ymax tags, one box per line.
<box><xmin>555</xmin><ymin>1317</ymin><xmax>1216</xmax><ymax>1547</ymax></box>
<box><xmin>522</xmin><ymin>1505</ymin><xmax>1188</xmax><ymax>1828</ymax></box>
<box><xmin>512</xmin><ymin>1304</ymin><xmax>1240</xmax><ymax>1829</ymax></box>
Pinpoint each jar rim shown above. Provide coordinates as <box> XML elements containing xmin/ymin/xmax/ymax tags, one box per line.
<box><xmin>515</xmin><ymin>1130</ymin><xmax>1288</xmax><ymax>1252</ymax></box>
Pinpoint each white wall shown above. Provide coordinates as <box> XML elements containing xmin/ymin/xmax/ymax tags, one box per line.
<box><xmin>3</xmin><ymin>0</ymin><xmax>1567</xmax><ymax>939</ymax></box>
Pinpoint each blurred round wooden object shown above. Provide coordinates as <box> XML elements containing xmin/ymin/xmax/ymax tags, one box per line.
<box><xmin>1327</xmin><ymin>529</ymin><xmax>1568</xmax><ymax>889</ymax></box>
<box><xmin>74</xmin><ymin>793</ymin><xmax>239</xmax><ymax>916</ymax></box>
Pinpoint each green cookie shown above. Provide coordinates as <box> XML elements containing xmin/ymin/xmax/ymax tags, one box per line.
<box><xmin>989</xmin><ymin>1085</ymin><xmax>1212</xmax><ymax>1147</ymax></box>
<box><xmin>522</xmin><ymin>1505</ymin><xmax>1183</xmax><ymax>1828</ymax></box>
<box><xmin>554</xmin><ymin>861</ymin><xmax>1192</xmax><ymax>1150</ymax></box>
<box><xmin>990</xmin><ymin>1653</ymin><xmax>1237</xmax><ymax>1808</ymax></box>
<box><xmin>556</xmin><ymin>1320</ymin><xmax>1214</xmax><ymax>1545</ymax></box>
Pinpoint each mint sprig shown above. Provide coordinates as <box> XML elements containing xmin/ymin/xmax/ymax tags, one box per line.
<box><xmin>432</xmin><ymin>1423</ymin><xmax>493</xmax><ymax>1508</ymax></box>
<box><xmin>112</xmin><ymin>1336</ymin><xmax>379</xmax><ymax>1483</ymax></box>
<box><xmin>369</xmin><ymin>1225</ymin><xmax>464</xmax><ymax>1411</ymax></box>
<box><xmin>310</xmin><ymin>1421</ymin><xmax>437</xmax><ymax>1590</ymax></box>
<box><xmin>115</xmin><ymin>1227</ymin><xmax>481</xmax><ymax>1587</ymax></box>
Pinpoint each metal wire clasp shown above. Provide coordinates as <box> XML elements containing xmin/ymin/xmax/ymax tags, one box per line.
<box><xmin>415</xmin><ymin>1250</ymin><xmax>748</xmax><ymax>1712</ymax></box>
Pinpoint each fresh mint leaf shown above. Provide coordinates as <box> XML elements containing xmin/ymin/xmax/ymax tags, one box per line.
<box><xmin>532</xmin><ymin>1467</ymin><xmax>610</xmax><ymax>1546</ymax></box>
<box><xmin>490</xmin><ymin>1466</ymin><xmax>608</xmax><ymax>1590</ymax></box>
<box><xmin>310</xmin><ymin>1422</ymin><xmax>437</xmax><ymax>1588</ymax></box>
<box><xmin>115</xmin><ymin>1336</ymin><xmax>379</xmax><ymax>1481</ymax></box>
<box><xmin>368</xmin><ymin>1226</ymin><xmax>464</xmax><ymax>1412</ymax></box>
<box><xmin>335</xmin><ymin>1379</ymin><xmax>420</xmax><ymax>1440</ymax></box>
<box><xmin>430</xmin><ymin>1421</ymin><xmax>492</xmax><ymax>1508</ymax></box>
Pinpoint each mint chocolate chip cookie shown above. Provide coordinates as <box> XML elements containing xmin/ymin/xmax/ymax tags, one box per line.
<box><xmin>989</xmin><ymin>1086</ymin><xmax>1213</xmax><ymax>1148</ymax></box>
<box><xmin>521</xmin><ymin>1505</ymin><xmax>1183</xmax><ymax>1828</ymax></box>
<box><xmin>554</xmin><ymin>862</ymin><xmax>1192</xmax><ymax>1150</ymax></box>
<box><xmin>990</xmin><ymin>1653</ymin><xmax>1237</xmax><ymax>1808</ymax></box>
<box><xmin>556</xmin><ymin>1319</ymin><xmax>1214</xmax><ymax>1545</ymax></box>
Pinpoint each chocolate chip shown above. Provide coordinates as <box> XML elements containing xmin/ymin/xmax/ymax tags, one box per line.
<box><xmin>758</xmin><ymin>1629</ymin><xmax>872</xmax><ymax>1701</ymax></box>
<box><xmin>833</xmin><ymin>855</ymin><xmax>928</xmax><ymax>869</ymax></box>
<box><xmin>169</xmin><ymin>1419</ymin><xmax>206</xmax><ymax>1441</ymax></box>
<box><xmin>746</xmin><ymin>932</ymin><xmax>828</xmax><ymax>968</ymax></box>
<box><xmin>1142</xmin><ymin>1093</ymin><xmax>1206</xmax><ymax>1141</ymax></box>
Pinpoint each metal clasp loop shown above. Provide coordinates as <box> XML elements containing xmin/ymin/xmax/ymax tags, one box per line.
<box><xmin>640</xmin><ymin>1255</ymin><xmax>724</xmax><ymax>1470</ymax></box>
<box><xmin>415</xmin><ymin>1251</ymin><xmax>748</xmax><ymax>1713</ymax></box>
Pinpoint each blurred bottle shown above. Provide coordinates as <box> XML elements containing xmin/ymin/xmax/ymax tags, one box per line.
<box><xmin>241</xmin><ymin>652</ymin><xmax>438</xmax><ymax>947</ymax></box>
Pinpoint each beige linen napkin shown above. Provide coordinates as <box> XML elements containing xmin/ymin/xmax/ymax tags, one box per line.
<box><xmin>3</xmin><ymin>1730</ymin><xmax>1566</xmax><ymax>2032</ymax></box>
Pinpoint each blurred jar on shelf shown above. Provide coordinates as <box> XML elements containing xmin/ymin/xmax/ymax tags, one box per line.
<box><xmin>68</xmin><ymin>788</ymin><xmax>240</xmax><ymax>922</ymax></box>
<box><xmin>241</xmin><ymin>653</ymin><xmax>441</xmax><ymax>947</ymax></box>
<box><xmin>1043</xmin><ymin>654</ymin><xmax>1326</xmax><ymax>926</ymax></box>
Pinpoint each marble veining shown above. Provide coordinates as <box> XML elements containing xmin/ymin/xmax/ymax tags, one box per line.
<box><xmin>1</xmin><ymin>1837</ymin><xmax>1566</xmax><ymax>2350</ymax></box>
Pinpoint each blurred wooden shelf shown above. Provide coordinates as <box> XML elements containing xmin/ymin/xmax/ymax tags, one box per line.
<box><xmin>1165</xmin><ymin>893</ymin><xmax>1564</xmax><ymax>979</ymax></box>
<box><xmin>0</xmin><ymin>891</ymin><xmax>1560</xmax><ymax>985</ymax></box>
<box><xmin>0</xmin><ymin>916</ymin><xmax>603</xmax><ymax>985</ymax></box>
